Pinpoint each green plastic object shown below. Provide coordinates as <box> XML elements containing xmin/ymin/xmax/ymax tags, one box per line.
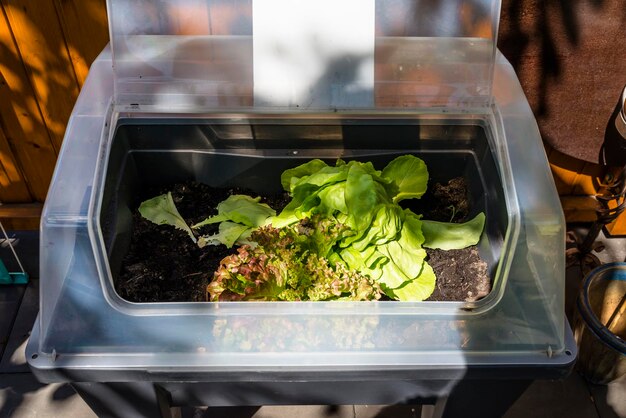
<box><xmin>0</xmin><ymin>259</ymin><xmax>28</xmax><ymax>285</ymax></box>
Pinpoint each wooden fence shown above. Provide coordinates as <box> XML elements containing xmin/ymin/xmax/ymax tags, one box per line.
<box><xmin>0</xmin><ymin>0</ymin><xmax>108</xmax><ymax>228</ymax></box>
<box><xmin>0</xmin><ymin>0</ymin><xmax>624</xmax><ymax>233</ymax></box>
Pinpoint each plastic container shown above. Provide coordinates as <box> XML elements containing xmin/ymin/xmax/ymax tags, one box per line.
<box><xmin>28</xmin><ymin>48</ymin><xmax>573</xmax><ymax>377</ymax></box>
<box><xmin>27</xmin><ymin>1</ymin><xmax>576</xmax><ymax>416</ymax></box>
<box><xmin>101</xmin><ymin>119</ymin><xmax>509</xmax><ymax>307</ymax></box>
<box><xmin>574</xmin><ymin>263</ymin><xmax>626</xmax><ymax>384</ymax></box>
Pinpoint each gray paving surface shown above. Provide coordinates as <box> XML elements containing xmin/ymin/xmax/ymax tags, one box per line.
<box><xmin>354</xmin><ymin>405</ymin><xmax>422</xmax><ymax>418</ymax></box>
<box><xmin>588</xmin><ymin>376</ymin><xmax>626</xmax><ymax>418</ymax></box>
<box><xmin>0</xmin><ymin>286</ymin><xmax>24</xmax><ymax>358</ymax></box>
<box><xmin>0</xmin><ymin>280</ymin><xmax>38</xmax><ymax>373</ymax></box>
<box><xmin>0</xmin><ymin>229</ymin><xmax>625</xmax><ymax>418</ymax></box>
<box><xmin>0</xmin><ymin>374</ymin><xmax>96</xmax><ymax>418</ymax></box>
<box><xmin>503</xmin><ymin>376</ymin><xmax>600</xmax><ymax>418</ymax></box>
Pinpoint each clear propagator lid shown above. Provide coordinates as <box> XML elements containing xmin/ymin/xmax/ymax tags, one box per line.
<box><xmin>107</xmin><ymin>0</ymin><xmax>501</xmax><ymax>111</ymax></box>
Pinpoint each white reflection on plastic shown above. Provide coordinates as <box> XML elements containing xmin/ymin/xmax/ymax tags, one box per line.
<box><xmin>253</xmin><ymin>0</ymin><xmax>375</xmax><ymax>108</ymax></box>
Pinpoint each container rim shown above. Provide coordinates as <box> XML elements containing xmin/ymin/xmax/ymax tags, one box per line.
<box><xmin>87</xmin><ymin>110</ymin><xmax>520</xmax><ymax>318</ymax></box>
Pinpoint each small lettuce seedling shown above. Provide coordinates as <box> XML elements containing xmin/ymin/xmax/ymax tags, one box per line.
<box><xmin>192</xmin><ymin>195</ymin><xmax>275</xmax><ymax>248</ymax></box>
<box><xmin>139</xmin><ymin>192</ymin><xmax>197</xmax><ymax>243</ymax></box>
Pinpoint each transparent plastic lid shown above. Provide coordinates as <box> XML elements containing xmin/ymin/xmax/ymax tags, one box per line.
<box><xmin>30</xmin><ymin>47</ymin><xmax>570</xmax><ymax>375</ymax></box>
<box><xmin>107</xmin><ymin>0</ymin><xmax>500</xmax><ymax>110</ymax></box>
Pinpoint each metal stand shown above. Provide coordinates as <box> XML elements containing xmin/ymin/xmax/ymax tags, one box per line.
<box><xmin>70</xmin><ymin>379</ymin><xmax>532</xmax><ymax>418</ymax></box>
<box><xmin>570</xmin><ymin>86</ymin><xmax>626</xmax><ymax>268</ymax></box>
<box><xmin>71</xmin><ymin>382</ymin><xmax>177</xmax><ymax>418</ymax></box>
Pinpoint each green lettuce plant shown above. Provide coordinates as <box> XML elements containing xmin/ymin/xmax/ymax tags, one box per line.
<box><xmin>139</xmin><ymin>155</ymin><xmax>485</xmax><ymax>302</ymax></box>
<box><xmin>192</xmin><ymin>195</ymin><xmax>275</xmax><ymax>248</ymax></box>
<box><xmin>208</xmin><ymin>217</ymin><xmax>382</xmax><ymax>301</ymax></box>
<box><xmin>139</xmin><ymin>192</ymin><xmax>197</xmax><ymax>243</ymax></box>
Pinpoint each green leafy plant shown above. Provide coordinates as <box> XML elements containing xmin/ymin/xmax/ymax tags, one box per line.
<box><xmin>138</xmin><ymin>155</ymin><xmax>486</xmax><ymax>302</ymax></box>
<box><xmin>421</xmin><ymin>212</ymin><xmax>486</xmax><ymax>250</ymax></box>
<box><xmin>208</xmin><ymin>217</ymin><xmax>382</xmax><ymax>301</ymax></box>
<box><xmin>263</xmin><ymin>155</ymin><xmax>484</xmax><ymax>301</ymax></box>
<box><xmin>139</xmin><ymin>192</ymin><xmax>197</xmax><ymax>243</ymax></box>
<box><xmin>192</xmin><ymin>195</ymin><xmax>275</xmax><ymax>248</ymax></box>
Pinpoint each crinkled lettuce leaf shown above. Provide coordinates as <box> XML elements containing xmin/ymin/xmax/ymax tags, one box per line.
<box><xmin>198</xmin><ymin>222</ymin><xmax>252</xmax><ymax>248</ymax></box>
<box><xmin>208</xmin><ymin>219</ymin><xmax>382</xmax><ymax>302</ymax></box>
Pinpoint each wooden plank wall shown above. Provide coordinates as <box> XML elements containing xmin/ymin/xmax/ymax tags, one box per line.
<box><xmin>0</xmin><ymin>0</ymin><xmax>108</xmax><ymax>229</ymax></box>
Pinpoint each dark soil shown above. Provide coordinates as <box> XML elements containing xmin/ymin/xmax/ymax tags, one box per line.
<box><xmin>116</xmin><ymin>182</ymin><xmax>289</xmax><ymax>302</ymax></box>
<box><xmin>116</xmin><ymin>178</ymin><xmax>490</xmax><ymax>303</ymax></box>
<box><xmin>411</xmin><ymin>177</ymin><xmax>471</xmax><ymax>222</ymax></box>
<box><xmin>425</xmin><ymin>247</ymin><xmax>490</xmax><ymax>302</ymax></box>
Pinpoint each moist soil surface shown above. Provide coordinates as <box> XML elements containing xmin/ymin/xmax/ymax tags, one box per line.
<box><xmin>116</xmin><ymin>178</ymin><xmax>490</xmax><ymax>303</ymax></box>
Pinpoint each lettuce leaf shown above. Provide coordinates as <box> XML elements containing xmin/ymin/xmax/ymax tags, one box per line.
<box><xmin>280</xmin><ymin>159</ymin><xmax>329</xmax><ymax>192</ymax></box>
<box><xmin>350</xmin><ymin>204</ymin><xmax>404</xmax><ymax>252</ymax></box>
<box><xmin>378</xmin><ymin>213</ymin><xmax>426</xmax><ymax>280</ymax></box>
<box><xmin>192</xmin><ymin>195</ymin><xmax>275</xmax><ymax>248</ymax></box>
<box><xmin>138</xmin><ymin>192</ymin><xmax>196</xmax><ymax>243</ymax></box>
<box><xmin>382</xmin><ymin>155</ymin><xmax>429</xmax><ymax>203</ymax></box>
<box><xmin>345</xmin><ymin>163</ymin><xmax>384</xmax><ymax>232</ymax></box>
<box><xmin>193</xmin><ymin>195</ymin><xmax>275</xmax><ymax>229</ymax></box>
<box><xmin>386</xmin><ymin>262</ymin><xmax>436</xmax><ymax>301</ymax></box>
<box><xmin>198</xmin><ymin>222</ymin><xmax>252</xmax><ymax>248</ymax></box>
<box><xmin>421</xmin><ymin>212</ymin><xmax>486</xmax><ymax>250</ymax></box>
<box><xmin>294</xmin><ymin>164</ymin><xmax>348</xmax><ymax>190</ymax></box>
